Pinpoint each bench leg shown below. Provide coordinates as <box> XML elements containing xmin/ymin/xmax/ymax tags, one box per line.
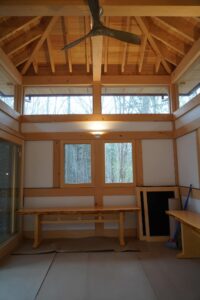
<box><xmin>119</xmin><ymin>212</ymin><xmax>125</xmax><ymax>247</ymax></box>
<box><xmin>177</xmin><ymin>223</ymin><xmax>200</xmax><ymax>259</ymax></box>
<box><xmin>33</xmin><ymin>215</ymin><xmax>42</xmax><ymax>248</ymax></box>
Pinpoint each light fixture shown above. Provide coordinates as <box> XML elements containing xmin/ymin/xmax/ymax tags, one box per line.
<box><xmin>90</xmin><ymin>131</ymin><xmax>104</xmax><ymax>138</ymax></box>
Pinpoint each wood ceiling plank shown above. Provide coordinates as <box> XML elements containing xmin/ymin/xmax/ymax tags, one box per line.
<box><xmin>1</xmin><ymin>1</ymin><xmax>200</xmax><ymax>16</ymax></box>
<box><xmin>61</xmin><ymin>16</ymin><xmax>72</xmax><ymax>73</ymax></box>
<box><xmin>0</xmin><ymin>17</ymin><xmax>40</xmax><ymax>42</ymax></box>
<box><xmin>46</xmin><ymin>36</ymin><xmax>55</xmax><ymax>73</ymax></box>
<box><xmin>135</xmin><ymin>17</ymin><xmax>171</xmax><ymax>74</ymax></box>
<box><xmin>0</xmin><ymin>47</ymin><xmax>22</xmax><ymax>84</ymax></box>
<box><xmin>2</xmin><ymin>26</ymin><xmax>42</xmax><ymax>56</ymax></box>
<box><xmin>138</xmin><ymin>35</ymin><xmax>147</xmax><ymax>73</ymax></box>
<box><xmin>103</xmin><ymin>17</ymin><xmax>109</xmax><ymax>73</ymax></box>
<box><xmin>171</xmin><ymin>37</ymin><xmax>200</xmax><ymax>83</ymax></box>
<box><xmin>149</xmin><ymin>18</ymin><xmax>189</xmax><ymax>56</ymax></box>
<box><xmin>84</xmin><ymin>16</ymin><xmax>91</xmax><ymax>73</ymax></box>
<box><xmin>32</xmin><ymin>59</ymin><xmax>38</xmax><ymax>74</ymax></box>
<box><xmin>22</xmin><ymin>16</ymin><xmax>59</xmax><ymax>75</ymax></box>
<box><xmin>92</xmin><ymin>36</ymin><xmax>103</xmax><ymax>82</ymax></box>
<box><xmin>155</xmin><ymin>40</ymin><xmax>181</xmax><ymax>66</ymax></box>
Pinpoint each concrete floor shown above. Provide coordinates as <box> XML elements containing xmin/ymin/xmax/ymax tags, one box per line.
<box><xmin>0</xmin><ymin>240</ymin><xmax>200</xmax><ymax>300</ymax></box>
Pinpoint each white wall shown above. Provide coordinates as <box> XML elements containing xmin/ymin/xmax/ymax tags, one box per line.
<box><xmin>24</xmin><ymin>141</ymin><xmax>53</xmax><ymax>188</ymax></box>
<box><xmin>142</xmin><ymin>139</ymin><xmax>175</xmax><ymax>186</ymax></box>
<box><xmin>177</xmin><ymin>132</ymin><xmax>200</xmax><ymax>188</ymax></box>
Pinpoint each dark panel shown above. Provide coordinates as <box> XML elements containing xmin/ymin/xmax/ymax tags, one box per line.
<box><xmin>147</xmin><ymin>191</ymin><xmax>174</xmax><ymax>236</ymax></box>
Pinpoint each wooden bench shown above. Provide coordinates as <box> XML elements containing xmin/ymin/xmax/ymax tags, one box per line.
<box><xmin>166</xmin><ymin>210</ymin><xmax>200</xmax><ymax>258</ymax></box>
<box><xmin>17</xmin><ymin>206</ymin><xmax>140</xmax><ymax>248</ymax></box>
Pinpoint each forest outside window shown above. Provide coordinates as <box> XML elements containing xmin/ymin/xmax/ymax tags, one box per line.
<box><xmin>102</xmin><ymin>86</ymin><xmax>170</xmax><ymax>114</ymax></box>
<box><xmin>63</xmin><ymin>143</ymin><xmax>92</xmax><ymax>185</ymax></box>
<box><xmin>105</xmin><ymin>142</ymin><xmax>133</xmax><ymax>184</ymax></box>
<box><xmin>23</xmin><ymin>86</ymin><xmax>93</xmax><ymax>115</ymax></box>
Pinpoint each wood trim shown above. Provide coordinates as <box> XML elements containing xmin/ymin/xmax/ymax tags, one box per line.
<box><xmin>0</xmin><ymin>122</ymin><xmax>23</xmax><ymax>139</ymax></box>
<box><xmin>0</xmin><ymin>127</ymin><xmax>23</xmax><ymax>144</ymax></box>
<box><xmin>135</xmin><ymin>140</ymin><xmax>143</xmax><ymax>186</ymax></box>
<box><xmin>174</xmin><ymin>94</ymin><xmax>200</xmax><ymax>119</ymax></box>
<box><xmin>196</xmin><ymin>129</ymin><xmax>200</xmax><ymax>188</ymax></box>
<box><xmin>15</xmin><ymin>85</ymin><xmax>24</xmax><ymax>114</ymax></box>
<box><xmin>0</xmin><ymin>234</ymin><xmax>22</xmax><ymax>260</ymax></box>
<box><xmin>22</xmin><ymin>131</ymin><xmax>174</xmax><ymax>141</ymax></box>
<box><xmin>0</xmin><ymin>100</ymin><xmax>20</xmax><ymax>120</ymax></box>
<box><xmin>53</xmin><ymin>141</ymin><xmax>60</xmax><ymax>188</ymax></box>
<box><xmin>180</xmin><ymin>186</ymin><xmax>200</xmax><ymax>200</ymax></box>
<box><xmin>173</xmin><ymin>138</ymin><xmax>179</xmax><ymax>186</ymax></box>
<box><xmin>169</xmin><ymin>83</ymin><xmax>179</xmax><ymax>113</ymax></box>
<box><xmin>93</xmin><ymin>84</ymin><xmax>101</xmax><ymax>114</ymax></box>
<box><xmin>20</xmin><ymin>114</ymin><xmax>174</xmax><ymax>123</ymax></box>
<box><xmin>24</xmin><ymin>186</ymin><xmax>136</xmax><ymax>197</ymax></box>
<box><xmin>175</xmin><ymin>118</ymin><xmax>200</xmax><ymax>138</ymax></box>
<box><xmin>22</xmin><ymin>75</ymin><xmax>171</xmax><ymax>86</ymax></box>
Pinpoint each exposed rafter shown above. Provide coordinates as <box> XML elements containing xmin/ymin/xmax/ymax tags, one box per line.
<box><xmin>21</xmin><ymin>16</ymin><xmax>59</xmax><ymax>75</ymax></box>
<box><xmin>47</xmin><ymin>37</ymin><xmax>55</xmax><ymax>74</ymax></box>
<box><xmin>121</xmin><ymin>17</ymin><xmax>131</xmax><ymax>73</ymax></box>
<box><xmin>84</xmin><ymin>16</ymin><xmax>91</xmax><ymax>73</ymax></box>
<box><xmin>138</xmin><ymin>35</ymin><xmax>147</xmax><ymax>73</ymax></box>
<box><xmin>135</xmin><ymin>17</ymin><xmax>171</xmax><ymax>74</ymax></box>
<box><xmin>61</xmin><ymin>16</ymin><xmax>72</xmax><ymax>73</ymax></box>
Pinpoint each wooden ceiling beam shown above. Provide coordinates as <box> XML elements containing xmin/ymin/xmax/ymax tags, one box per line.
<box><xmin>135</xmin><ymin>17</ymin><xmax>171</xmax><ymax>74</ymax></box>
<box><xmin>22</xmin><ymin>74</ymin><xmax>171</xmax><ymax>86</ymax></box>
<box><xmin>0</xmin><ymin>47</ymin><xmax>22</xmax><ymax>84</ymax></box>
<box><xmin>46</xmin><ymin>37</ymin><xmax>55</xmax><ymax>74</ymax></box>
<box><xmin>155</xmin><ymin>57</ymin><xmax>161</xmax><ymax>73</ymax></box>
<box><xmin>91</xmin><ymin>36</ymin><xmax>103</xmax><ymax>82</ymax></box>
<box><xmin>1</xmin><ymin>1</ymin><xmax>200</xmax><ymax>16</ymax></box>
<box><xmin>61</xmin><ymin>16</ymin><xmax>72</xmax><ymax>74</ymax></box>
<box><xmin>171</xmin><ymin>37</ymin><xmax>200</xmax><ymax>83</ymax></box>
<box><xmin>154</xmin><ymin>17</ymin><xmax>196</xmax><ymax>43</ymax></box>
<box><xmin>149</xmin><ymin>18</ymin><xmax>189</xmax><ymax>56</ymax></box>
<box><xmin>155</xmin><ymin>41</ymin><xmax>181</xmax><ymax>66</ymax></box>
<box><xmin>0</xmin><ymin>17</ymin><xmax>40</xmax><ymax>42</ymax></box>
<box><xmin>2</xmin><ymin>26</ymin><xmax>42</xmax><ymax>56</ymax></box>
<box><xmin>138</xmin><ymin>35</ymin><xmax>147</xmax><ymax>73</ymax></box>
<box><xmin>21</xmin><ymin>16</ymin><xmax>59</xmax><ymax>75</ymax></box>
<box><xmin>32</xmin><ymin>59</ymin><xmax>38</xmax><ymax>74</ymax></box>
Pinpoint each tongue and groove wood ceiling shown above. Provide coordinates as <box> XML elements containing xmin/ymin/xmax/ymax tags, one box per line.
<box><xmin>0</xmin><ymin>2</ymin><xmax>200</xmax><ymax>82</ymax></box>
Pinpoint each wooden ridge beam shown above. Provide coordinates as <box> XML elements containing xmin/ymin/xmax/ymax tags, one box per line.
<box><xmin>22</xmin><ymin>16</ymin><xmax>59</xmax><ymax>75</ymax></box>
<box><xmin>1</xmin><ymin>1</ymin><xmax>200</xmax><ymax>16</ymax></box>
<box><xmin>171</xmin><ymin>37</ymin><xmax>200</xmax><ymax>83</ymax></box>
<box><xmin>0</xmin><ymin>47</ymin><xmax>22</xmax><ymax>84</ymax></box>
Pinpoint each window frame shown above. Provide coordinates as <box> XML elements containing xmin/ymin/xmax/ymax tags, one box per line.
<box><xmin>60</xmin><ymin>140</ymin><xmax>94</xmax><ymax>187</ymax></box>
<box><xmin>103</xmin><ymin>140</ymin><xmax>136</xmax><ymax>187</ymax></box>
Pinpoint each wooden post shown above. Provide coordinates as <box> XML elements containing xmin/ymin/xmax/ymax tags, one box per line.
<box><xmin>33</xmin><ymin>214</ymin><xmax>41</xmax><ymax>248</ymax></box>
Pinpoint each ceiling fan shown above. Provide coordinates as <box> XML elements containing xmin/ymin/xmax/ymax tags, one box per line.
<box><xmin>62</xmin><ymin>0</ymin><xmax>141</xmax><ymax>50</ymax></box>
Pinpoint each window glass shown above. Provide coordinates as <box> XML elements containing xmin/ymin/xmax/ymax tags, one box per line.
<box><xmin>178</xmin><ymin>56</ymin><xmax>200</xmax><ymax>108</ymax></box>
<box><xmin>105</xmin><ymin>143</ymin><xmax>133</xmax><ymax>183</ymax></box>
<box><xmin>0</xmin><ymin>65</ymin><xmax>15</xmax><ymax>109</ymax></box>
<box><xmin>24</xmin><ymin>86</ymin><xmax>93</xmax><ymax>115</ymax></box>
<box><xmin>64</xmin><ymin>144</ymin><xmax>91</xmax><ymax>184</ymax></box>
<box><xmin>102</xmin><ymin>86</ymin><xmax>169</xmax><ymax>114</ymax></box>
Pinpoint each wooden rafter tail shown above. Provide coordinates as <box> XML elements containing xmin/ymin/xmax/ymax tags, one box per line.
<box><xmin>138</xmin><ymin>35</ymin><xmax>147</xmax><ymax>73</ymax></box>
<box><xmin>21</xmin><ymin>16</ymin><xmax>59</xmax><ymax>75</ymax></box>
<box><xmin>61</xmin><ymin>16</ymin><xmax>72</xmax><ymax>73</ymax></box>
<box><xmin>135</xmin><ymin>16</ymin><xmax>171</xmax><ymax>74</ymax></box>
<box><xmin>121</xmin><ymin>17</ymin><xmax>130</xmax><ymax>73</ymax></box>
<box><xmin>47</xmin><ymin>36</ymin><xmax>55</xmax><ymax>74</ymax></box>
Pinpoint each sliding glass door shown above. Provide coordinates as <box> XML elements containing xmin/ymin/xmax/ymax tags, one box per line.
<box><xmin>0</xmin><ymin>139</ymin><xmax>21</xmax><ymax>245</ymax></box>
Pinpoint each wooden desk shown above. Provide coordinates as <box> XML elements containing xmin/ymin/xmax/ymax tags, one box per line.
<box><xmin>166</xmin><ymin>210</ymin><xmax>200</xmax><ymax>258</ymax></box>
<box><xmin>17</xmin><ymin>206</ymin><xmax>140</xmax><ymax>248</ymax></box>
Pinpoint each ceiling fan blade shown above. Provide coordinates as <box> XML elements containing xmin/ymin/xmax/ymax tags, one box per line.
<box><xmin>88</xmin><ymin>0</ymin><xmax>101</xmax><ymax>23</ymax></box>
<box><xmin>101</xmin><ymin>27</ymin><xmax>141</xmax><ymax>45</ymax></box>
<box><xmin>62</xmin><ymin>32</ymin><xmax>92</xmax><ymax>50</ymax></box>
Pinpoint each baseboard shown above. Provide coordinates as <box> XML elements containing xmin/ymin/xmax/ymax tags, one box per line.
<box><xmin>23</xmin><ymin>228</ymin><xmax>137</xmax><ymax>240</ymax></box>
<box><xmin>0</xmin><ymin>234</ymin><xmax>22</xmax><ymax>260</ymax></box>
